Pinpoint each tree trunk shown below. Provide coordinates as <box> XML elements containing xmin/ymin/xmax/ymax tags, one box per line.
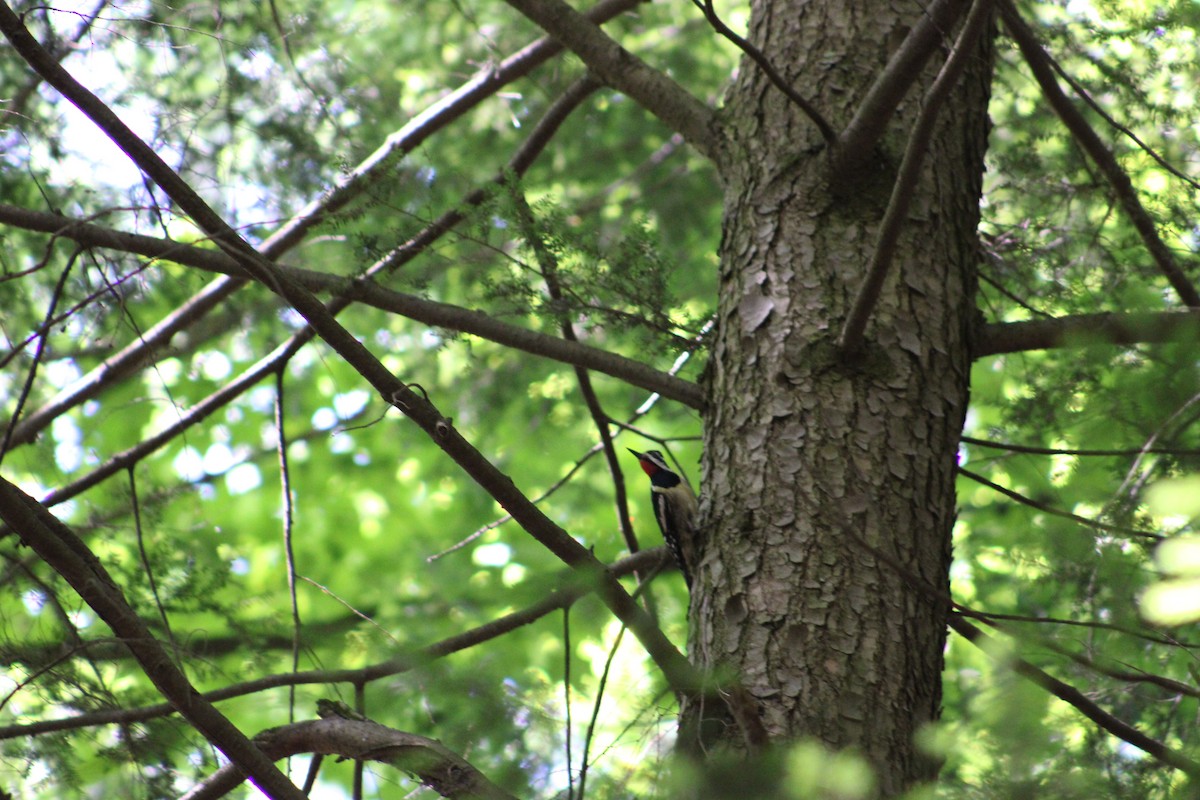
<box><xmin>688</xmin><ymin>0</ymin><xmax>993</xmax><ymax>793</ymax></box>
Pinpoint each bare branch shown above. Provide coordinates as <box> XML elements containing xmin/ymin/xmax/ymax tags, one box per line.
<box><xmin>502</xmin><ymin>0</ymin><xmax>722</xmax><ymax>162</ymax></box>
<box><xmin>0</xmin><ymin>248</ymin><xmax>79</xmax><ymax>466</ymax></box>
<box><xmin>0</xmin><ymin>334</ymin><xmax>311</xmax><ymax>537</ymax></box>
<box><xmin>1008</xmin><ymin>624</ymin><xmax>1200</xmax><ymax>700</ymax></box>
<box><xmin>833</xmin><ymin>0</ymin><xmax>970</xmax><ymax>171</ymax></box>
<box><xmin>0</xmin><ymin>0</ymin><xmax>110</xmax><ymax>141</ymax></box>
<box><xmin>838</xmin><ymin>0</ymin><xmax>993</xmax><ymax>355</ymax></box>
<box><xmin>185</xmin><ymin>716</ymin><xmax>518</xmax><ymax>800</ymax></box>
<box><xmin>274</xmin><ymin>370</ymin><xmax>303</xmax><ymax>719</ymax></box>
<box><xmin>998</xmin><ymin>0</ymin><xmax>1200</xmax><ymax>308</ymax></box>
<box><xmin>963</xmin><ymin>607</ymin><xmax>1200</xmax><ymax>649</ymax></box>
<box><xmin>975</xmin><ymin>309</ymin><xmax>1200</xmax><ymax>358</ymax></box>
<box><xmin>2</xmin><ymin>272</ymin><xmax>245</xmax><ymax>449</ymax></box>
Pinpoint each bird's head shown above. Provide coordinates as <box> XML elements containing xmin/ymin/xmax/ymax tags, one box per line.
<box><xmin>628</xmin><ymin>448</ymin><xmax>671</xmax><ymax>477</ymax></box>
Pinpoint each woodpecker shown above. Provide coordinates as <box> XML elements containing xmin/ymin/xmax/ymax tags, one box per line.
<box><xmin>628</xmin><ymin>448</ymin><xmax>700</xmax><ymax>588</ymax></box>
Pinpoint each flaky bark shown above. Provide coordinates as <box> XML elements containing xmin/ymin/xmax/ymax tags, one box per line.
<box><xmin>689</xmin><ymin>0</ymin><xmax>993</xmax><ymax>793</ymax></box>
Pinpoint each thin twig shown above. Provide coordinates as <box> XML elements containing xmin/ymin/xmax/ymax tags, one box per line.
<box><xmin>1106</xmin><ymin>390</ymin><xmax>1200</xmax><ymax>516</ymax></box>
<box><xmin>429</xmin><ymin>346</ymin><xmax>706</xmax><ymax>563</ymax></box>
<box><xmin>961</xmin><ymin>434</ymin><xmax>1200</xmax><ymax>458</ymax></box>
<box><xmin>576</xmin><ymin>617</ymin><xmax>630</xmax><ymax>800</ymax></box>
<box><xmin>563</xmin><ymin>608</ymin><xmax>574</xmax><ymax>800</ymax></box>
<box><xmin>127</xmin><ymin>467</ymin><xmax>178</xmax><ymax>662</ymax></box>
<box><xmin>276</xmin><ymin>368</ymin><xmax>303</xmax><ymax>724</ymax></box>
<box><xmin>958</xmin><ymin>466</ymin><xmax>1162</xmax><ymax>540</ymax></box>
<box><xmin>0</xmin><ymin>246</ymin><xmax>79</xmax><ymax>467</ymax></box>
<box><xmin>688</xmin><ymin>0</ymin><xmax>834</xmax><ymax>143</ymax></box>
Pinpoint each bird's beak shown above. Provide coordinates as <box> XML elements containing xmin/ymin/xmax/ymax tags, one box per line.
<box><xmin>627</xmin><ymin>448</ymin><xmax>645</xmax><ymax>459</ymax></box>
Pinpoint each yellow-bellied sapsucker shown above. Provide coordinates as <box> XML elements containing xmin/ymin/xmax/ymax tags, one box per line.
<box><xmin>628</xmin><ymin>448</ymin><xmax>700</xmax><ymax>588</ymax></box>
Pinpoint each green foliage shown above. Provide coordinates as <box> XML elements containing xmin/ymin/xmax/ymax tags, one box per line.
<box><xmin>468</xmin><ymin>174</ymin><xmax>703</xmax><ymax>356</ymax></box>
<box><xmin>1</xmin><ymin>1</ymin><xmax>713</xmax><ymax>796</ymax></box>
<box><xmin>949</xmin><ymin>3</ymin><xmax>1200</xmax><ymax>792</ymax></box>
<box><xmin>1</xmin><ymin>0</ymin><xmax>1200</xmax><ymax>797</ymax></box>
<box><xmin>647</xmin><ymin>743</ymin><xmax>876</xmax><ymax>800</ymax></box>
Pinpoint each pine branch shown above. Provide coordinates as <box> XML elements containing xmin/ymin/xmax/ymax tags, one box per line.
<box><xmin>261</xmin><ymin>0</ymin><xmax>647</xmax><ymax>257</ymax></box>
<box><xmin>1009</xmin><ymin>624</ymin><xmax>1200</xmax><ymax>700</ymax></box>
<box><xmin>0</xmin><ymin>0</ymin><xmax>645</xmax><ymax>451</ymax></box>
<box><xmin>0</xmin><ymin>66</ymin><xmax>700</xmax><ymax>455</ymax></box>
<box><xmin>961</xmin><ymin>434</ymin><xmax>1200</xmax><ymax>458</ymax></box>
<box><xmin>0</xmin><ymin>549</ymin><xmax>670</xmax><ymax>741</ymax></box>
<box><xmin>843</xmin><ymin>519</ymin><xmax>1200</xmax><ymax>779</ymax></box>
<box><xmin>999</xmin><ymin>0</ymin><xmax>1200</xmax><ymax>308</ymax></box>
<box><xmin>0</xmin><ymin>477</ymin><xmax>307</xmax><ymax>800</ymax></box>
<box><xmin>957</xmin><ymin>466</ymin><xmax>1162</xmax><ymax>540</ymax></box>
<box><xmin>0</xmin><ymin>0</ymin><xmax>709</xmax><ymax>704</ymax></box>
<box><xmin>1046</xmin><ymin>50</ymin><xmax>1200</xmax><ymax>195</ymax></box>
<box><xmin>4</xmin><ymin>6</ymin><xmax>736</xmax><ymax>729</ymax></box>
<box><xmin>506</xmin><ymin>175</ymin><xmax>648</xmax><ymax>548</ymax></box>
<box><xmin>948</xmin><ymin>614</ymin><xmax>1200</xmax><ymax>779</ymax></box>
<box><xmin>960</xmin><ymin>607</ymin><xmax>1200</xmax><ymax>649</ymax></box>
<box><xmin>0</xmin><ymin>204</ymin><xmax>703</xmax><ymax>409</ymax></box>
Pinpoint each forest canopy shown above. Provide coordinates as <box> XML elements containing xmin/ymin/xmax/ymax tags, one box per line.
<box><xmin>1</xmin><ymin>0</ymin><xmax>1200</xmax><ymax>798</ymax></box>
